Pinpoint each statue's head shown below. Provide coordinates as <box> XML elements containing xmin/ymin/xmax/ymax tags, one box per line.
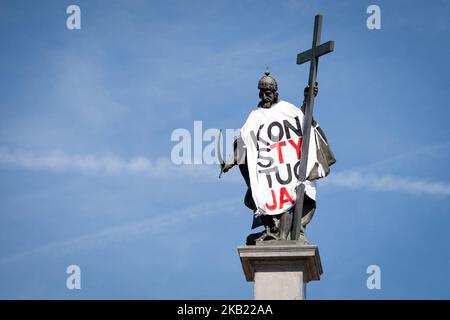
<box><xmin>258</xmin><ymin>68</ymin><xmax>279</xmax><ymax>108</ymax></box>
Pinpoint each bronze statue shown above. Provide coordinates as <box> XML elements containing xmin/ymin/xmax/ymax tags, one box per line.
<box><xmin>218</xmin><ymin>70</ymin><xmax>335</xmax><ymax>245</ymax></box>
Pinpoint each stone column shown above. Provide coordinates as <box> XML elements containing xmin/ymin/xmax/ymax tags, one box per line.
<box><xmin>237</xmin><ymin>243</ymin><xmax>323</xmax><ymax>300</ymax></box>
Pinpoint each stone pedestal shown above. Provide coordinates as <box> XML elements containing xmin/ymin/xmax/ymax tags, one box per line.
<box><xmin>237</xmin><ymin>243</ymin><xmax>323</xmax><ymax>300</ymax></box>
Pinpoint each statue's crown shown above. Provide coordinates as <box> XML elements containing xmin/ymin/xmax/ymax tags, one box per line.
<box><xmin>258</xmin><ymin>67</ymin><xmax>278</xmax><ymax>91</ymax></box>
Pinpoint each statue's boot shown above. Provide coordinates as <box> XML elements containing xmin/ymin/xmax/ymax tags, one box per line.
<box><xmin>253</xmin><ymin>225</ymin><xmax>280</xmax><ymax>243</ymax></box>
<box><xmin>246</xmin><ymin>231</ymin><xmax>264</xmax><ymax>245</ymax></box>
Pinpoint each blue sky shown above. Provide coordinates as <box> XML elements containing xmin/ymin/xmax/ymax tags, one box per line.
<box><xmin>0</xmin><ymin>0</ymin><xmax>449</xmax><ymax>299</ymax></box>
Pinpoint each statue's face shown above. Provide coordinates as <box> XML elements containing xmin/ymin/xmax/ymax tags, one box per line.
<box><xmin>260</xmin><ymin>89</ymin><xmax>276</xmax><ymax>108</ymax></box>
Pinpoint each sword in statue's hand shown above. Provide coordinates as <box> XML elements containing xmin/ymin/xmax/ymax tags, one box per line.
<box><xmin>217</xmin><ymin>129</ymin><xmax>225</xmax><ymax>178</ymax></box>
<box><xmin>217</xmin><ymin>129</ymin><xmax>239</xmax><ymax>178</ymax></box>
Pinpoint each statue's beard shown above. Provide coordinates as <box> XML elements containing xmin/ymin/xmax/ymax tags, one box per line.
<box><xmin>261</xmin><ymin>100</ymin><xmax>274</xmax><ymax>108</ymax></box>
<box><xmin>260</xmin><ymin>94</ymin><xmax>278</xmax><ymax>108</ymax></box>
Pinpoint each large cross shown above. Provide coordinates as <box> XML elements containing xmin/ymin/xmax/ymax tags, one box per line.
<box><xmin>291</xmin><ymin>15</ymin><xmax>334</xmax><ymax>240</ymax></box>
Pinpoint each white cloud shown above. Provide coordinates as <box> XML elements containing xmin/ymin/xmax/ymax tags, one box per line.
<box><xmin>324</xmin><ymin>171</ymin><xmax>450</xmax><ymax>197</ymax></box>
<box><xmin>322</xmin><ymin>142</ymin><xmax>450</xmax><ymax>197</ymax></box>
<box><xmin>0</xmin><ymin>147</ymin><xmax>148</xmax><ymax>173</ymax></box>
<box><xmin>1</xmin><ymin>147</ymin><xmax>449</xmax><ymax>197</ymax></box>
<box><xmin>0</xmin><ymin>147</ymin><xmax>223</xmax><ymax>180</ymax></box>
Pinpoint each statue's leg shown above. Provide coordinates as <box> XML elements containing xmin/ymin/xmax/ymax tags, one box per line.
<box><xmin>298</xmin><ymin>195</ymin><xmax>316</xmax><ymax>243</ymax></box>
<box><xmin>299</xmin><ymin>224</ymin><xmax>307</xmax><ymax>241</ymax></box>
<box><xmin>279</xmin><ymin>211</ymin><xmax>293</xmax><ymax>240</ymax></box>
<box><xmin>260</xmin><ymin>215</ymin><xmax>275</xmax><ymax>230</ymax></box>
